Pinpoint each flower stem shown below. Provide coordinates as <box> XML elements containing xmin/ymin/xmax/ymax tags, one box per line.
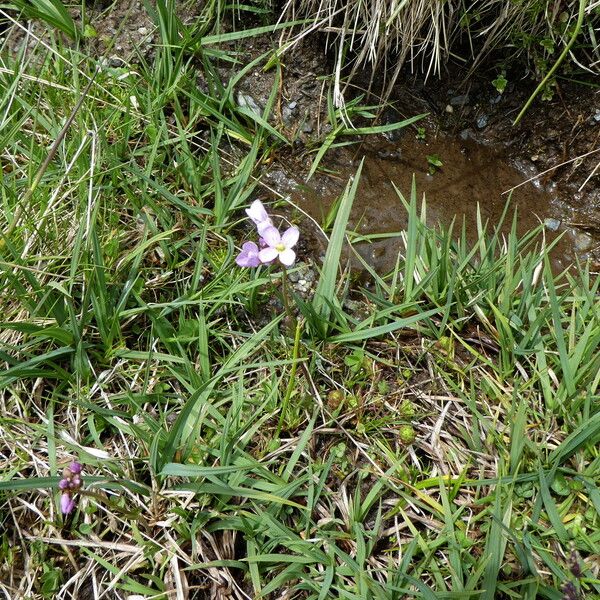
<box><xmin>280</xmin><ymin>268</ymin><xmax>296</xmax><ymax>335</ymax></box>
<box><xmin>277</xmin><ymin>316</ymin><xmax>303</xmax><ymax>437</ymax></box>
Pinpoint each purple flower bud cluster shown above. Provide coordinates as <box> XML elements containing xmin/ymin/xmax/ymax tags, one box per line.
<box><xmin>560</xmin><ymin>549</ymin><xmax>583</xmax><ymax>600</ymax></box>
<box><xmin>58</xmin><ymin>461</ymin><xmax>83</xmax><ymax>515</ymax></box>
<box><xmin>236</xmin><ymin>200</ymin><xmax>299</xmax><ymax>268</ymax></box>
<box><xmin>561</xmin><ymin>582</ymin><xmax>579</xmax><ymax>600</ymax></box>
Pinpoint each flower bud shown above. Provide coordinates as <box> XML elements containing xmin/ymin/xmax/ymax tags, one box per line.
<box><xmin>399</xmin><ymin>399</ymin><xmax>416</xmax><ymax>418</ymax></box>
<box><xmin>399</xmin><ymin>424</ymin><xmax>416</xmax><ymax>445</ymax></box>
<box><xmin>69</xmin><ymin>462</ymin><xmax>83</xmax><ymax>475</ymax></box>
<box><xmin>327</xmin><ymin>390</ymin><xmax>345</xmax><ymax>410</ymax></box>
<box><xmin>60</xmin><ymin>493</ymin><xmax>75</xmax><ymax>515</ymax></box>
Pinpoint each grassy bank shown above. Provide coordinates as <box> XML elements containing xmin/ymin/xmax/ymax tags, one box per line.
<box><xmin>1</xmin><ymin>3</ymin><xmax>600</xmax><ymax>599</ymax></box>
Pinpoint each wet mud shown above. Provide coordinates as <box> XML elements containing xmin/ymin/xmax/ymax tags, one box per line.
<box><xmin>266</xmin><ymin>69</ymin><xmax>600</xmax><ymax>275</ymax></box>
<box><xmin>284</xmin><ymin>131</ymin><xmax>575</xmax><ymax>274</ymax></box>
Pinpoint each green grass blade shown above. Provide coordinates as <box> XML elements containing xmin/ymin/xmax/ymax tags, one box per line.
<box><xmin>312</xmin><ymin>159</ymin><xmax>363</xmax><ymax>336</ymax></box>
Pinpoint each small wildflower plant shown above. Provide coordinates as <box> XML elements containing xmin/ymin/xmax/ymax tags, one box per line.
<box><xmin>58</xmin><ymin>461</ymin><xmax>83</xmax><ymax>515</ymax></box>
<box><xmin>236</xmin><ymin>200</ymin><xmax>301</xmax><ymax>337</ymax></box>
<box><xmin>236</xmin><ymin>200</ymin><xmax>299</xmax><ymax>268</ymax></box>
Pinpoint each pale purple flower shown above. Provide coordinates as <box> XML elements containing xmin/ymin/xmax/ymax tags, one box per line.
<box><xmin>60</xmin><ymin>493</ymin><xmax>76</xmax><ymax>515</ymax></box>
<box><xmin>245</xmin><ymin>200</ymin><xmax>273</xmax><ymax>235</ymax></box>
<box><xmin>258</xmin><ymin>226</ymin><xmax>299</xmax><ymax>266</ymax></box>
<box><xmin>235</xmin><ymin>241</ymin><xmax>261</xmax><ymax>267</ymax></box>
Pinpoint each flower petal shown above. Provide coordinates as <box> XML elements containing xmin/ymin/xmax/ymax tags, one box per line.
<box><xmin>236</xmin><ymin>241</ymin><xmax>261</xmax><ymax>267</ymax></box>
<box><xmin>279</xmin><ymin>248</ymin><xmax>296</xmax><ymax>266</ymax></box>
<box><xmin>245</xmin><ymin>200</ymin><xmax>269</xmax><ymax>224</ymax></box>
<box><xmin>259</xmin><ymin>247</ymin><xmax>278</xmax><ymax>263</ymax></box>
<box><xmin>236</xmin><ymin>252</ymin><xmax>259</xmax><ymax>267</ymax></box>
<box><xmin>236</xmin><ymin>252</ymin><xmax>250</xmax><ymax>267</ymax></box>
<box><xmin>60</xmin><ymin>493</ymin><xmax>73</xmax><ymax>514</ymax></box>
<box><xmin>261</xmin><ymin>226</ymin><xmax>281</xmax><ymax>247</ymax></box>
<box><xmin>281</xmin><ymin>226</ymin><xmax>299</xmax><ymax>248</ymax></box>
<box><xmin>242</xmin><ymin>241</ymin><xmax>259</xmax><ymax>253</ymax></box>
<box><xmin>257</xmin><ymin>220</ymin><xmax>273</xmax><ymax>236</ymax></box>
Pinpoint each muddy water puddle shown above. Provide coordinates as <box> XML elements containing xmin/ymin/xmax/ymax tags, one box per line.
<box><xmin>270</xmin><ymin>131</ymin><xmax>595</xmax><ymax>274</ymax></box>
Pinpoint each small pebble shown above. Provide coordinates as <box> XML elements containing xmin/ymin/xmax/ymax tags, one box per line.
<box><xmin>371</xmin><ymin>246</ymin><xmax>386</xmax><ymax>260</ymax></box>
<box><xmin>295</xmin><ymin>279</ymin><xmax>310</xmax><ymax>293</ymax></box>
<box><xmin>377</xmin><ymin>149</ymin><xmax>401</xmax><ymax>160</ymax></box>
<box><xmin>476</xmin><ymin>114</ymin><xmax>489</xmax><ymax>129</ymax></box>
<box><xmin>282</xmin><ymin>106</ymin><xmax>295</xmax><ymax>124</ymax></box>
<box><xmin>301</xmin><ymin>121</ymin><xmax>313</xmax><ymax>134</ymax></box>
<box><xmin>574</xmin><ymin>232</ymin><xmax>593</xmax><ymax>252</ymax></box>
<box><xmin>544</xmin><ymin>218</ymin><xmax>561</xmax><ymax>231</ymax></box>
<box><xmin>237</xmin><ymin>92</ymin><xmax>262</xmax><ymax>117</ymax></box>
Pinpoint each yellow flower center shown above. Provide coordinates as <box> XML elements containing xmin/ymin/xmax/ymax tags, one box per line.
<box><xmin>275</xmin><ymin>243</ymin><xmax>286</xmax><ymax>252</ymax></box>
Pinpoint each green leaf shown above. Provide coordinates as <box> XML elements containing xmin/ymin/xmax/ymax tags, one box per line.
<box><xmin>0</xmin><ymin>477</ymin><xmax>60</xmax><ymax>491</ymax></box>
<box><xmin>199</xmin><ymin>20</ymin><xmax>310</xmax><ymax>46</ymax></box>
<box><xmin>10</xmin><ymin>0</ymin><xmax>79</xmax><ymax>38</ymax></box>
<box><xmin>329</xmin><ymin>307</ymin><xmax>439</xmax><ymax>342</ymax></box>
<box><xmin>492</xmin><ymin>74</ymin><xmax>508</xmax><ymax>94</ymax></box>
<box><xmin>312</xmin><ymin>160</ymin><xmax>363</xmax><ymax>335</ymax></box>
<box><xmin>161</xmin><ymin>462</ymin><xmax>266</xmax><ymax>477</ymax></box>
<box><xmin>171</xmin><ymin>482</ymin><xmax>305</xmax><ymax>509</ymax></box>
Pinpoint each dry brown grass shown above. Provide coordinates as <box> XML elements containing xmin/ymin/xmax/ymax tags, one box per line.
<box><xmin>283</xmin><ymin>0</ymin><xmax>600</xmax><ymax>107</ymax></box>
